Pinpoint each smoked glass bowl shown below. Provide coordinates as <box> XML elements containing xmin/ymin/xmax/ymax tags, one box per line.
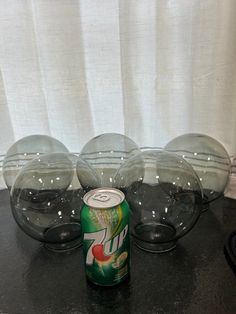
<box><xmin>3</xmin><ymin>135</ymin><xmax>69</xmax><ymax>191</ymax></box>
<box><xmin>165</xmin><ymin>133</ymin><xmax>231</xmax><ymax>209</ymax></box>
<box><xmin>10</xmin><ymin>152</ymin><xmax>99</xmax><ymax>251</ymax></box>
<box><xmin>80</xmin><ymin>133</ymin><xmax>140</xmax><ymax>187</ymax></box>
<box><xmin>113</xmin><ymin>150</ymin><xmax>203</xmax><ymax>253</ymax></box>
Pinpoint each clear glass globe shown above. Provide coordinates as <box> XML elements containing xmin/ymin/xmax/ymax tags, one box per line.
<box><xmin>165</xmin><ymin>133</ymin><xmax>231</xmax><ymax>207</ymax></box>
<box><xmin>10</xmin><ymin>152</ymin><xmax>99</xmax><ymax>251</ymax></box>
<box><xmin>3</xmin><ymin>135</ymin><xmax>69</xmax><ymax>191</ymax></box>
<box><xmin>113</xmin><ymin>150</ymin><xmax>203</xmax><ymax>253</ymax></box>
<box><xmin>80</xmin><ymin>133</ymin><xmax>140</xmax><ymax>187</ymax></box>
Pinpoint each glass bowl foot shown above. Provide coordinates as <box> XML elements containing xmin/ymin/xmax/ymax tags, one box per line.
<box><xmin>134</xmin><ymin>222</ymin><xmax>177</xmax><ymax>253</ymax></box>
<box><xmin>44</xmin><ymin>222</ymin><xmax>82</xmax><ymax>252</ymax></box>
<box><xmin>44</xmin><ymin>238</ymin><xmax>82</xmax><ymax>252</ymax></box>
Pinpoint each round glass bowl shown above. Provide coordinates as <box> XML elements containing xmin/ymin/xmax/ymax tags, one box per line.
<box><xmin>165</xmin><ymin>133</ymin><xmax>231</xmax><ymax>207</ymax></box>
<box><xmin>80</xmin><ymin>133</ymin><xmax>140</xmax><ymax>187</ymax></box>
<box><xmin>10</xmin><ymin>153</ymin><xmax>99</xmax><ymax>251</ymax></box>
<box><xmin>3</xmin><ymin>135</ymin><xmax>69</xmax><ymax>190</ymax></box>
<box><xmin>114</xmin><ymin>150</ymin><xmax>203</xmax><ymax>253</ymax></box>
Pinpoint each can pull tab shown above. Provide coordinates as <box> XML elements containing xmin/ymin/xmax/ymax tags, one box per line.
<box><xmin>92</xmin><ymin>193</ymin><xmax>110</xmax><ymax>203</ymax></box>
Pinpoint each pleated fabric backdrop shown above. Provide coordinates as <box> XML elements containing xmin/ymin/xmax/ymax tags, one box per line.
<box><xmin>0</xmin><ymin>0</ymin><xmax>236</xmax><ymax>190</ymax></box>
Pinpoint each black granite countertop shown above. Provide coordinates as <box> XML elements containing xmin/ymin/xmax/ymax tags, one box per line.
<box><xmin>0</xmin><ymin>189</ymin><xmax>236</xmax><ymax>314</ymax></box>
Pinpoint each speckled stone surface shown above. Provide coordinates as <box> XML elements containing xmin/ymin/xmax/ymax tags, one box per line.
<box><xmin>0</xmin><ymin>189</ymin><xmax>236</xmax><ymax>314</ymax></box>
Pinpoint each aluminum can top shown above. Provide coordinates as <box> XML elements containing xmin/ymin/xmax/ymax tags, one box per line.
<box><xmin>83</xmin><ymin>187</ymin><xmax>125</xmax><ymax>209</ymax></box>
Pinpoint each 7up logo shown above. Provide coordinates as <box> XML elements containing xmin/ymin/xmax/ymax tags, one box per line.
<box><xmin>84</xmin><ymin>225</ymin><xmax>128</xmax><ymax>265</ymax></box>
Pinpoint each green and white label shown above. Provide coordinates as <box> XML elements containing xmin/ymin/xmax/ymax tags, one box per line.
<box><xmin>81</xmin><ymin>201</ymin><xmax>130</xmax><ymax>286</ymax></box>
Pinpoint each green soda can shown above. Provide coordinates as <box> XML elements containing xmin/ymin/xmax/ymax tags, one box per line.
<box><xmin>81</xmin><ymin>187</ymin><xmax>130</xmax><ymax>286</ymax></box>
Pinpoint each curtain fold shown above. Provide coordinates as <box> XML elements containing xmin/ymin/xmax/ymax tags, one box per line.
<box><xmin>0</xmin><ymin>0</ymin><xmax>236</xmax><ymax>159</ymax></box>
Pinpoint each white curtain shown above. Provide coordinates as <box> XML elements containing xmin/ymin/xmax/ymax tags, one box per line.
<box><xmin>1</xmin><ymin>0</ymin><xmax>236</xmax><ymax>189</ymax></box>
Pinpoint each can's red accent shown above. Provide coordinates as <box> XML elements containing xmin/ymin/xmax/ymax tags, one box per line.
<box><xmin>92</xmin><ymin>244</ymin><xmax>111</xmax><ymax>262</ymax></box>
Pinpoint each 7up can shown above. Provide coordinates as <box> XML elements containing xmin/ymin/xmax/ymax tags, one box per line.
<box><xmin>81</xmin><ymin>188</ymin><xmax>130</xmax><ymax>286</ymax></box>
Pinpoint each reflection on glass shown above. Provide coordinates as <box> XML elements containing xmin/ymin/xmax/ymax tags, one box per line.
<box><xmin>114</xmin><ymin>150</ymin><xmax>203</xmax><ymax>253</ymax></box>
<box><xmin>80</xmin><ymin>133</ymin><xmax>140</xmax><ymax>187</ymax></box>
<box><xmin>10</xmin><ymin>153</ymin><xmax>99</xmax><ymax>252</ymax></box>
<box><xmin>3</xmin><ymin>135</ymin><xmax>69</xmax><ymax>190</ymax></box>
<box><xmin>165</xmin><ymin>133</ymin><xmax>231</xmax><ymax>208</ymax></box>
